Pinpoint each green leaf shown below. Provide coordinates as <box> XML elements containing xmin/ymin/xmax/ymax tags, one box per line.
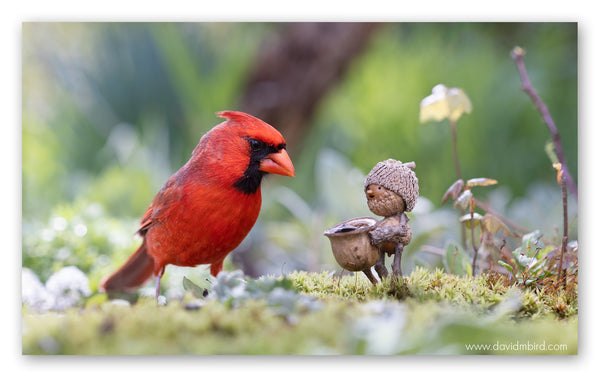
<box><xmin>544</xmin><ymin>140</ymin><xmax>559</xmax><ymax>165</ymax></box>
<box><xmin>183</xmin><ymin>276</ymin><xmax>207</xmax><ymax>298</ymax></box>
<box><xmin>443</xmin><ymin>241</ymin><xmax>471</xmax><ymax>276</ymax></box>
<box><xmin>459</xmin><ymin>212</ymin><xmax>483</xmax><ymax>229</ymax></box>
<box><xmin>529</xmin><ymin>258</ymin><xmax>548</xmax><ymax>273</ymax></box>
<box><xmin>521</xmin><ymin>230</ymin><xmax>544</xmax><ymax>256</ymax></box>
<box><xmin>516</xmin><ymin>254</ymin><xmax>538</xmax><ymax>269</ymax></box>
<box><xmin>497</xmin><ymin>260</ymin><xmax>513</xmax><ymax>273</ymax></box>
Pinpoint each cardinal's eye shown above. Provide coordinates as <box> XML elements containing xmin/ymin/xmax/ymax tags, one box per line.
<box><xmin>248</xmin><ymin>138</ymin><xmax>265</xmax><ymax>151</ymax></box>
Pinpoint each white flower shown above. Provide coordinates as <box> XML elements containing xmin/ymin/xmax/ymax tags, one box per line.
<box><xmin>23</xmin><ymin>266</ymin><xmax>92</xmax><ymax>312</ymax></box>
<box><xmin>22</xmin><ymin>268</ymin><xmax>52</xmax><ymax>312</ymax></box>
<box><xmin>420</xmin><ymin>84</ymin><xmax>472</xmax><ymax>123</ymax></box>
<box><xmin>45</xmin><ymin>266</ymin><xmax>92</xmax><ymax>311</ymax></box>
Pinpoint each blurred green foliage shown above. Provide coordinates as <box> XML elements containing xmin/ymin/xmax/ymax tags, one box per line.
<box><xmin>312</xmin><ymin>23</ymin><xmax>576</xmax><ymax>202</ymax></box>
<box><xmin>22</xmin><ymin>22</ymin><xmax>577</xmax><ymax>282</ymax></box>
<box><xmin>22</xmin><ymin>200</ymin><xmax>139</xmax><ymax>286</ymax></box>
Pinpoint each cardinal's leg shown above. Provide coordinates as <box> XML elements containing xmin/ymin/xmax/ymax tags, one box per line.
<box><xmin>155</xmin><ymin>266</ymin><xmax>165</xmax><ymax>300</ymax></box>
<box><xmin>210</xmin><ymin>259</ymin><xmax>224</xmax><ymax>277</ymax></box>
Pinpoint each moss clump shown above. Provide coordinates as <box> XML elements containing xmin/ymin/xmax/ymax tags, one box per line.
<box><xmin>289</xmin><ymin>267</ymin><xmax>577</xmax><ymax>318</ymax></box>
<box><xmin>22</xmin><ymin>268</ymin><xmax>577</xmax><ymax>355</ymax></box>
<box><xmin>23</xmin><ymin>298</ymin><xmax>358</xmax><ymax>355</ymax></box>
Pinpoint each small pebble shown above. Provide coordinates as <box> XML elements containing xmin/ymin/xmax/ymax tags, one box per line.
<box><xmin>184</xmin><ymin>299</ymin><xmax>206</xmax><ymax>311</ymax></box>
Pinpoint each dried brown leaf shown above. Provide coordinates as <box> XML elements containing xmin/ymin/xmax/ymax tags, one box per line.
<box><xmin>453</xmin><ymin>189</ymin><xmax>472</xmax><ymax>210</ymax></box>
<box><xmin>483</xmin><ymin>213</ymin><xmax>512</xmax><ymax>235</ymax></box>
<box><xmin>441</xmin><ymin>179</ymin><xmax>464</xmax><ymax>204</ymax></box>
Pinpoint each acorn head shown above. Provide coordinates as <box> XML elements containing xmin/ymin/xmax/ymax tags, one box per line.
<box><xmin>364</xmin><ymin>159</ymin><xmax>419</xmax><ymax>216</ymax></box>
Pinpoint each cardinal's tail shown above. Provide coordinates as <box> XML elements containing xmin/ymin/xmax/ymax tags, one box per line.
<box><xmin>99</xmin><ymin>240</ymin><xmax>155</xmax><ymax>293</ymax></box>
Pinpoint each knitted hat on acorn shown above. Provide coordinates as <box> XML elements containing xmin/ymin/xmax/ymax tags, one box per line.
<box><xmin>364</xmin><ymin>159</ymin><xmax>419</xmax><ymax>212</ymax></box>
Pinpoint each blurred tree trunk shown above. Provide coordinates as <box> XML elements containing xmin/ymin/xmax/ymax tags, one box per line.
<box><xmin>235</xmin><ymin>23</ymin><xmax>379</xmax><ymax>276</ymax></box>
<box><xmin>238</xmin><ymin>22</ymin><xmax>381</xmax><ymax>156</ymax></box>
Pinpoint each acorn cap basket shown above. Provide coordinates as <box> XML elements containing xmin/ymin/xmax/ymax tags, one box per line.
<box><xmin>323</xmin><ymin>217</ymin><xmax>380</xmax><ymax>272</ymax></box>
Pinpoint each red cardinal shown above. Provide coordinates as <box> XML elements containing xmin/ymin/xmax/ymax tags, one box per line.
<box><xmin>99</xmin><ymin>111</ymin><xmax>295</xmax><ymax>298</ymax></box>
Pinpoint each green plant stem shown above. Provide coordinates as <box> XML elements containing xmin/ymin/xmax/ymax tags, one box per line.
<box><xmin>469</xmin><ymin>201</ymin><xmax>479</xmax><ymax>275</ymax></box>
<box><xmin>449</xmin><ymin>119</ymin><xmax>462</xmax><ymax>180</ymax></box>
<box><xmin>449</xmin><ymin>249</ymin><xmax>458</xmax><ymax>274</ymax></box>
<box><xmin>449</xmin><ymin>119</ymin><xmax>467</xmax><ymax>248</ymax></box>
<box><xmin>459</xmin><ymin>210</ymin><xmax>467</xmax><ymax>249</ymax></box>
<box><xmin>510</xmin><ymin>47</ymin><xmax>577</xmax><ymax>201</ymax></box>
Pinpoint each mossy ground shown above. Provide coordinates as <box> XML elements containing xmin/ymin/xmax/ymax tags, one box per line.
<box><xmin>22</xmin><ymin>267</ymin><xmax>577</xmax><ymax>355</ymax></box>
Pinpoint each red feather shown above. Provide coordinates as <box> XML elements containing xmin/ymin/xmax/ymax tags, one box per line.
<box><xmin>99</xmin><ymin>111</ymin><xmax>294</xmax><ymax>296</ymax></box>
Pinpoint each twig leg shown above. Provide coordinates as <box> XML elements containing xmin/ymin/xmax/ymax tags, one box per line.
<box><xmin>374</xmin><ymin>250</ymin><xmax>388</xmax><ymax>281</ymax></box>
<box><xmin>362</xmin><ymin>268</ymin><xmax>378</xmax><ymax>285</ymax></box>
<box><xmin>391</xmin><ymin>243</ymin><xmax>404</xmax><ymax>278</ymax></box>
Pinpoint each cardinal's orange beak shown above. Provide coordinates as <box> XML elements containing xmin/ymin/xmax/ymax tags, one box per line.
<box><xmin>260</xmin><ymin>148</ymin><xmax>295</xmax><ymax>177</ymax></box>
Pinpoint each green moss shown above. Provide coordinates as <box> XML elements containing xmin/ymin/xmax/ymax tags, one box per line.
<box><xmin>290</xmin><ymin>267</ymin><xmax>577</xmax><ymax>318</ymax></box>
<box><xmin>22</xmin><ymin>268</ymin><xmax>577</xmax><ymax>355</ymax></box>
<box><xmin>23</xmin><ymin>297</ymin><xmax>355</xmax><ymax>355</ymax></box>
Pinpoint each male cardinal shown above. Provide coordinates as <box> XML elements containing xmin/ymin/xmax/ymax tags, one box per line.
<box><xmin>99</xmin><ymin>111</ymin><xmax>295</xmax><ymax>298</ymax></box>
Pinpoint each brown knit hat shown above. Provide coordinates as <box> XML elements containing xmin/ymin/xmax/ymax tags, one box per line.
<box><xmin>364</xmin><ymin>159</ymin><xmax>419</xmax><ymax>212</ymax></box>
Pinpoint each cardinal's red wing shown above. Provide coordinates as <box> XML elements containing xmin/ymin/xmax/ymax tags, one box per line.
<box><xmin>137</xmin><ymin>177</ymin><xmax>184</xmax><ymax>236</ymax></box>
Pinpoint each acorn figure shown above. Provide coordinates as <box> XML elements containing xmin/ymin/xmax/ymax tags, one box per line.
<box><xmin>364</xmin><ymin>159</ymin><xmax>419</xmax><ymax>281</ymax></box>
<box><xmin>323</xmin><ymin>217</ymin><xmax>381</xmax><ymax>284</ymax></box>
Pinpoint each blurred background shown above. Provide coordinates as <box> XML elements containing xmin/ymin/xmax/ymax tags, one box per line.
<box><xmin>22</xmin><ymin>22</ymin><xmax>577</xmax><ymax>292</ymax></box>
